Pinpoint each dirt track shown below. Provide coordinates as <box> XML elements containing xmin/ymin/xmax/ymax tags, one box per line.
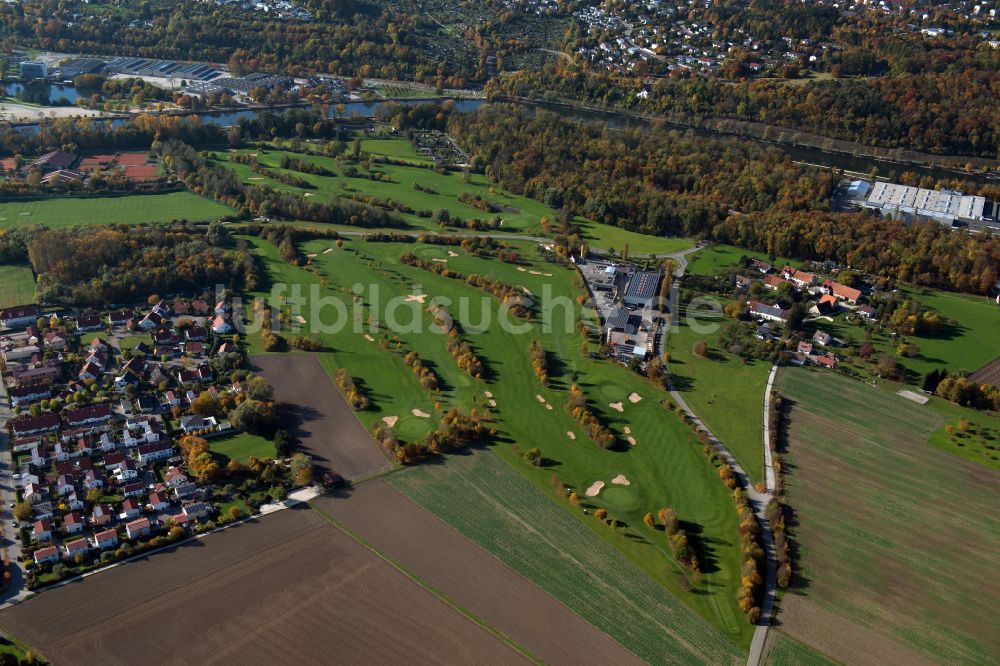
<box><xmin>252</xmin><ymin>354</ymin><xmax>391</xmax><ymax>480</ymax></box>
<box><xmin>315</xmin><ymin>481</ymin><xmax>644</xmax><ymax>665</ymax></box>
<box><xmin>0</xmin><ymin>507</ymin><xmax>527</xmax><ymax>665</ymax></box>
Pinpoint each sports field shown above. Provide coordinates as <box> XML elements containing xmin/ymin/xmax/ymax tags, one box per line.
<box><xmin>0</xmin><ymin>192</ymin><xmax>235</xmax><ymax>229</ymax></box>
<box><xmin>777</xmin><ymin>368</ymin><xmax>1000</xmax><ymax>664</ymax></box>
<box><xmin>0</xmin><ymin>264</ymin><xmax>35</xmax><ymax>308</ymax></box>
<box><xmin>243</xmin><ymin>233</ymin><xmax>752</xmax><ymax>648</ymax></box>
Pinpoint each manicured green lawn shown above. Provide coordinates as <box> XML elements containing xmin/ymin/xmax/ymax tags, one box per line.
<box><xmin>0</xmin><ymin>192</ymin><xmax>235</xmax><ymax>229</ymax></box>
<box><xmin>777</xmin><ymin>368</ymin><xmax>1000</xmax><ymax>664</ymax></box>
<box><xmin>244</xmin><ymin>234</ymin><xmax>752</xmax><ymax>648</ymax></box>
<box><xmin>900</xmin><ymin>286</ymin><xmax>1000</xmax><ymax>375</ymax></box>
<box><xmin>0</xmin><ymin>264</ymin><xmax>35</xmax><ymax>308</ymax></box>
<box><xmin>685</xmin><ymin>244</ymin><xmax>795</xmax><ymax>277</ymax></box>
<box><xmin>210</xmin><ymin>432</ymin><xmax>276</xmax><ymax>464</ymax></box>
<box><xmin>924</xmin><ymin>397</ymin><xmax>1000</xmax><ymax>470</ymax></box>
<box><xmin>217</xmin><ymin>138</ymin><xmax>694</xmax><ymax>255</ymax></box>
<box><xmin>667</xmin><ymin>307</ymin><xmax>770</xmax><ymax>485</ymax></box>
<box><xmin>391</xmin><ymin>451</ymin><xmax>744</xmax><ymax>664</ymax></box>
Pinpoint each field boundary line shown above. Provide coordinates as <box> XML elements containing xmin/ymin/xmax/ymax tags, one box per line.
<box><xmin>309</xmin><ymin>503</ymin><xmax>543</xmax><ymax>665</ymax></box>
<box><xmin>762</xmin><ymin>364</ymin><xmax>778</xmax><ymax>492</ymax></box>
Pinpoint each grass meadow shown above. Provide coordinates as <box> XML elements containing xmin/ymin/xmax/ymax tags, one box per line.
<box><xmin>0</xmin><ymin>192</ymin><xmax>234</xmax><ymax>230</ymax></box>
<box><xmin>0</xmin><ymin>264</ymin><xmax>35</xmax><ymax>308</ymax></box>
<box><xmin>209</xmin><ymin>432</ymin><xmax>276</xmax><ymax>464</ymax></box>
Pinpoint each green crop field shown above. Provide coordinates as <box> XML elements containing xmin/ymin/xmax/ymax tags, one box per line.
<box><xmin>210</xmin><ymin>432</ymin><xmax>276</xmax><ymax>464</ymax></box>
<box><xmin>762</xmin><ymin>631</ymin><xmax>839</xmax><ymax>666</ymax></box>
<box><xmin>243</xmin><ymin>233</ymin><xmax>752</xmax><ymax>648</ymax></box>
<box><xmin>391</xmin><ymin>451</ymin><xmax>744</xmax><ymax>664</ymax></box>
<box><xmin>215</xmin><ymin>137</ymin><xmax>692</xmax><ymax>255</ymax></box>
<box><xmin>0</xmin><ymin>264</ymin><xmax>35</xmax><ymax>308</ymax></box>
<box><xmin>0</xmin><ymin>192</ymin><xmax>235</xmax><ymax>229</ymax></box>
<box><xmin>777</xmin><ymin>368</ymin><xmax>1000</xmax><ymax>664</ymax></box>
<box><xmin>666</xmin><ymin>303</ymin><xmax>770</xmax><ymax>485</ymax></box>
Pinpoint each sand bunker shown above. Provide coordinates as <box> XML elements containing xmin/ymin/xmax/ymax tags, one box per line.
<box><xmin>535</xmin><ymin>394</ymin><xmax>546</xmax><ymax>403</ymax></box>
<box><xmin>609</xmin><ymin>402</ymin><xmax>624</xmax><ymax>413</ymax></box>
<box><xmin>611</xmin><ymin>475</ymin><xmax>631</xmax><ymax>486</ymax></box>
<box><xmin>623</xmin><ymin>426</ymin><xmax>631</xmax><ymax>434</ymax></box>
<box><xmin>323</xmin><ymin>248</ymin><xmax>334</xmax><ymax>254</ymax></box>
<box><xmin>488</xmin><ymin>399</ymin><xmax>497</xmax><ymax>407</ymax></box>
<box><xmin>304</xmin><ymin>193</ymin><xmax>315</xmax><ymax>197</ymax></box>
<box><xmin>306</xmin><ymin>253</ymin><xmax>317</xmax><ymax>258</ymax></box>
<box><xmin>364</xmin><ymin>334</ymin><xmax>375</xmax><ymax>342</ymax></box>
<box><xmin>543</xmin><ymin>273</ymin><xmax>553</xmax><ymax>277</ymax></box>
<box><xmin>382</xmin><ymin>416</ymin><xmax>398</xmax><ymax>427</ymax></box>
<box><xmin>411</xmin><ymin>409</ymin><xmax>431</xmax><ymax>418</ymax></box>
<box><xmin>545</xmin><ymin>404</ymin><xmax>553</xmax><ymax>410</ymax></box>
<box><xmin>447</xmin><ymin>251</ymin><xmax>458</xmax><ymax>257</ymax></box>
<box><xmin>431</xmin><ymin>258</ymin><xmax>448</xmax><ymax>263</ymax></box>
<box><xmin>566</xmin><ymin>431</ymin><xmax>576</xmax><ymax>440</ymax></box>
<box><xmin>529</xmin><ymin>270</ymin><xmax>541</xmax><ymax>275</ymax></box>
<box><xmin>484</xmin><ymin>391</ymin><xmax>493</xmax><ymax>398</ymax></box>
<box><xmin>294</xmin><ymin>315</ymin><xmax>307</xmax><ymax>325</ymax></box>
<box><xmin>405</xmin><ymin>294</ymin><xmax>428</xmax><ymax>304</ymax></box>
<box><xmin>626</xmin><ymin>436</ymin><xmax>637</xmax><ymax>446</ymax></box>
<box><xmin>628</xmin><ymin>392</ymin><xmax>642</xmax><ymax>404</ymax></box>
<box><xmin>522</xmin><ymin>287</ymin><xmax>533</xmax><ymax>295</ymax></box>
<box><xmin>585</xmin><ymin>481</ymin><xmax>605</xmax><ymax>497</ymax></box>
<box><xmin>516</xmin><ymin>267</ymin><xmax>526</xmax><ymax>272</ymax></box>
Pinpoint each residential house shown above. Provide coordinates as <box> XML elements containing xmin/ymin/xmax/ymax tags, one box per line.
<box><xmin>75</xmin><ymin>313</ymin><xmax>103</xmax><ymax>332</ymax></box>
<box><xmin>78</xmin><ymin>362</ymin><xmax>103</xmax><ymax>382</ymax></box>
<box><xmin>815</xmin><ymin>353</ymin><xmax>837</xmax><ymax>368</ymax></box>
<box><xmin>782</xmin><ymin>267</ymin><xmax>818</xmax><ymax>288</ymax></box>
<box><xmin>11</xmin><ymin>413</ymin><xmax>61</xmax><ymax>438</ymax></box>
<box><xmin>191</xmin><ymin>299</ymin><xmax>210</xmax><ymax>315</ymax></box>
<box><xmin>90</xmin><ymin>504</ymin><xmax>114</xmax><ymax>527</ymax></box>
<box><xmin>211</xmin><ymin>315</ymin><xmax>232</xmax><ymax>334</ymax></box>
<box><xmin>179</xmin><ymin>415</ymin><xmax>216</xmax><ymax>434</ymax></box>
<box><xmin>755</xmin><ymin>324</ymin><xmax>774</xmax><ymax>342</ymax></box>
<box><xmin>857</xmin><ymin>304</ymin><xmax>877</xmax><ymax>321</ymax></box>
<box><xmin>185</xmin><ymin>326</ymin><xmax>208</xmax><ymax>342</ymax></box>
<box><xmin>813</xmin><ymin>330</ymin><xmax>832</xmax><ymax>346</ymax></box>
<box><xmin>177</xmin><ymin>366</ymin><xmax>212</xmax><ymax>385</ymax></box>
<box><xmin>138</xmin><ymin>311</ymin><xmax>163</xmax><ymax>330</ymax></box>
<box><xmin>822</xmin><ymin>280</ymin><xmax>862</xmax><ymax>304</ymax></box>
<box><xmin>9</xmin><ymin>383</ymin><xmax>51</xmax><ymax>406</ymax></box>
<box><xmin>125</xmin><ymin>517</ymin><xmax>151</xmax><ymax>540</ymax></box>
<box><xmin>63</xmin><ymin>537</ymin><xmax>90</xmax><ymax>558</ymax></box>
<box><xmin>3</xmin><ymin>344</ymin><xmax>40</xmax><ymax>363</ymax></box>
<box><xmin>763</xmin><ymin>275</ymin><xmax>791</xmax><ymax>291</ymax></box>
<box><xmin>797</xmin><ymin>341</ymin><xmax>813</xmax><ymax>355</ymax></box>
<box><xmin>55</xmin><ymin>474</ymin><xmax>75</xmax><ymax>496</ymax></box>
<box><xmin>120</xmin><ymin>498</ymin><xmax>142</xmax><ymax>520</ymax></box>
<box><xmin>122</xmin><ymin>482</ymin><xmax>145</xmax><ymax>498</ymax></box>
<box><xmin>34</xmin><ymin>545</ymin><xmax>60</xmax><ymax>565</ymax></box>
<box><xmin>31</xmin><ymin>150</ymin><xmax>76</xmax><ymax>173</ymax></box>
<box><xmin>65</xmin><ymin>491</ymin><xmax>84</xmax><ymax>511</ymax></box>
<box><xmin>22</xmin><ymin>483</ymin><xmax>44</xmax><ymax>503</ymax></box>
<box><xmin>217</xmin><ymin>341</ymin><xmax>237</xmax><ymax>355</ymax></box>
<box><xmin>164</xmin><ymin>466</ymin><xmax>188</xmax><ymax>487</ymax></box>
<box><xmin>89</xmin><ymin>337</ymin><xmax>110</xmax><ymax>354</ymax></box>
<box><xmin>63</xmin><ymin>511</ymin><xmax>84</xmax><ymax>534</ymax></box>
<box><xmin>43</xmin><ymin>332</ymin><xmax>67</xmax><ymax>351</ymax></box>
<box><xmin>750</xmin><ymin>302</ymin><xmax>790</xmax><ymax>324</ymax></box>
<box><xmin>182</xmin><ymin>501</ymin><xmax>212</xmax><ymax>520</ymax></box>
<box><xmin>33</xmin><ymin>518</ymin><xmax>54</xmax><ymax>541</ymax></box>
<box><xmin>749</xmin><ymin>259</ymin><xmax>772</xmax><ymax>273</ymax></box>
<box><xmin>137</xmin><ymin>441</ymin><xmax>174</xmax><ymax>465</ymax></box>
<box><xmin>148</xmin><ymin>491</ymin><xmax>169</xmax><ymax>512</ymax></box>
<box><xmin>64</xmin><ymin>404</ymin><xmax>112</xmax><ymax>430</ymax></box>
<box><xmin>815</xmin><ymin>294</ymin><xmax>839</xmax><ymax>315</ymax></box>
<box><xmin>108</xmin><ymin>309</ymin><xmax>133</xmax><ymax>327</ymax></box>
<box><xmin>0</xmin><ymin>305</ymin><xmax>40</xmax><ymax>330</ymax></box>
<box><xmin>173</xmin><ymin>481</ymin><xmax>199</xmax><ymax>500</ymax></box>
<box><xmin>735</xmin><ymin>275</ymin><xmax>752</xmax><ymax>291</ymax></box>
<box><xmin>103</xmin><ymin>452</ymin><xmax>126</xmax><ymax>472</ymax></box>
<box><xmin>82</xmin><ymin>469</ymin><xmax>105</xmax><ymax>490</ymax></box>
<box><xmin>92</xmin><ymin>528</ymin><xmax>119</xmax><ymax>550</ymax></box>
<box><xmin>114</xmin><ymin>458</ymin><xmax>139</xmax><ymax>482</ymax></box>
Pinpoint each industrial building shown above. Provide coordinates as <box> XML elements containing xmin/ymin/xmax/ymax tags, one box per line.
<box><xmin>854</xmin><ymin>181</ymin><xmax>997</xmax><ymax>229</ymax></box>
<box><xmin>105</xmin><ymin>57</ymin><xmax>222</xmax><ymax>81</ymax></box>
<box><xmin>19</xmin><ymin>61</ymin><xmax>47</xmax><ymax>79</ymax></box>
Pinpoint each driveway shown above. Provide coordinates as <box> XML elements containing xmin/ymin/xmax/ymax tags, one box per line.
<box><xmin>0</xmin><ymin>381</ymin><xmax>27</xmax><ymax>605</ymax></box>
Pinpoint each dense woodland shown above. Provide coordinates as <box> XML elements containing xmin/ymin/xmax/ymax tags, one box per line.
<box><xmin>447</xmin><ymin>105</ymin><xmax>998</xmax><ymax>294</ymax></box>
<box><xmin>27</xmin><ymin>225</ymin><xmax>253</xmax><ymax>304</ymax></box>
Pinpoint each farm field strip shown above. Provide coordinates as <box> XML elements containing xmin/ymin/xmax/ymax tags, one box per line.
<box><xmin>313</xmin><ymin>480</ymin><xmax>646</xmax><ymax>665</ymax></box>
<box><xmin>0</xmin><ymin>508</ymin><xmax>527</xmax><ymax>665</ymax></box>
<box><xmin>778</xmin><ymin>368</ymin><xmax>1000</xmax><ymax>664</ymax></box>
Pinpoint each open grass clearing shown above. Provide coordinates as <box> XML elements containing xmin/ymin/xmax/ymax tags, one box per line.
<box><xmin>0</xmin><ymin>192</ymin><xmax>234</xmax><ymax>229</ymax></box>
<box><xmin>0</xmin><ymin>264</ymin><xmax>35</xmax><ymax>308</ymax></box>
<box><xmin>667</xmin><ymin>308</ymin><xmax>769</xmax><ymax>485</ymax></box>
<box><xmin>209</xmin><ymin>431</ymin><xmax>276</xmax><ymax>464</ymax></box>
<box><xmin>777</xmin><ymin>368</ymin><xmax>1000</xmax><ymax>664</ymax></box>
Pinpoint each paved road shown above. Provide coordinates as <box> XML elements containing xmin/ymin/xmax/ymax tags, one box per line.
<box><xmin>660</xmin><ymin>250</ymin><xmax>778</xmax><ymax>666</ymax></box>
<box><xmin>762</xmin><ymin>364</ymin><xmax>778</xmax><ymax>493</ymax></box>
<box><xmin>0</xmin><ymin>381</ymin><xmax>27</xmax><ymax>606</ymax></box>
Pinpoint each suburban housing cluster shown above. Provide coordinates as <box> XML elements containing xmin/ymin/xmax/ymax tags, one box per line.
<box><xmin>1</xmin><ymin>295</ymin><xmax>252</xmax><ymax>585</ymax></box>
<box><xmin>0</xmin><ymin>149</ymin><xmax>159</xmax><ymax>187</ymax></box>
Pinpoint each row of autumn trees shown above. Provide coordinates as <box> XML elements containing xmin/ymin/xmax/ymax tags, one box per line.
<box><xmin>447</xmin><ymin>105</ymin><xmax>999</xmax><ymax>295</ymax></box>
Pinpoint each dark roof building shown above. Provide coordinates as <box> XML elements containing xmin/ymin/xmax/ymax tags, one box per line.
<box><xmin>623</xmin><ymin>270</ymin><xmax>663</xmax><ymax>307</ymax></box>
